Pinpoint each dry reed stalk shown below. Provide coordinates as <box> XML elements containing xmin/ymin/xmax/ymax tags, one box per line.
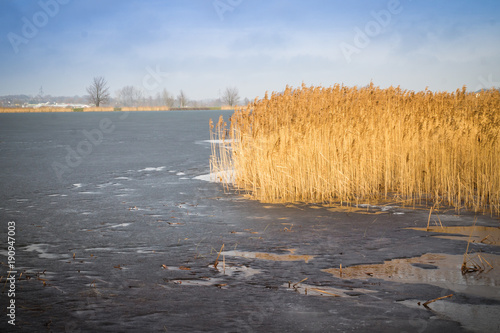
<box><xmin>422</xmin><ymin>294</ymin><xmax>453</xmax><ymax>307</ymax></box>
<box><xmin>210</xmin><ymin>84</ymin><xmax>500</xmax><ymax>216</ymax></box>
<box><xmin>460</xmin><ymin>219</ymin><xmax>493</xmax><ymax>274</ymax></box>
<box><xmin>477</xmin><ymin>254</ymin><xmax>493</xmax><ymax>269</ymax></box>
<box><xmin>292</xmin><ymin>277</ymin><xmax>308</xmax><ymax>288</ymax></box>
<box><xmin>462</xmin><ymin>220</ymin><xmax>476</xmax><ymax>272</ymax></box>
<box><xmin>214</xmin><ymin>244</ymin><xmax>224</xmax><ymax>270</ymax></box>
<box><xmin>309</xmin><ymin>288</ymin><xmax>341</xmax><ymax>297</ymax></box>
<box><xmin>479</xmin><ymin>235</ymin><xmax>492</xmax><ymax>244</ymax></box>
<box><xmin>426</xmin><ymin>207</ymin><xmax>433</xmax><ymax>231</ymax></box>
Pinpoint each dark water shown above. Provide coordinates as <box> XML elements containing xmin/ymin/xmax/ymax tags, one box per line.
<box><xmin>0</xmin><ymin>111</ymin><xmax>499</xmax><ymax>332</ymax></box>
<box><xmin>0</xmin><ymin>110</ymin><xmax>231</xmax><ymax>192</ymax></box>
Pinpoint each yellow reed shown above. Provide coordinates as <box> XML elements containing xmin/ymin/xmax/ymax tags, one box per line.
<box><xmin>210</xmin><ymin>83</ymin><xmax>500</xmax><ymax>216</ymax></box>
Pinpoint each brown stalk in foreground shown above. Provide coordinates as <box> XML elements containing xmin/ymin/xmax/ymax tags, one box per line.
<box><xmin>422</xmin><ymin>294</ymin><xmax>453</xmax><ymax>308</ymax></box>
<box><xmin>214</xmin><ymin>244</ymin><xmax>224</xmax><ymax>270</ymax></box>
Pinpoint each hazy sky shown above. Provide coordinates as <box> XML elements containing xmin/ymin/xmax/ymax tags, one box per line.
<box><xmin>1</xmin><ymin>0</ymin><xmax>499</xmax><ymax>100</ymax></box>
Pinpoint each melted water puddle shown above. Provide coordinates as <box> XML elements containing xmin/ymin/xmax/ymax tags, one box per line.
<box><xmin>222</xmin><ymin>249</ymin><xmax>314</xmax><ymax>263</ymax></box>
<box><xmin>262</xmin><ymin>203</ymin><xmax>398</xmax><ymax>215</ymax></box>
<box><xmin>323</xmin><ymin>253</ymin><xmax>500</xmax><ymax>300</ymax></box>
<box><xmin>326</xmin><ymin>205</ymin><xmax>388</xmax><ymax>215</ymax></box>
<box><xmin>407</xmin><ymin>226</ymin><xmax>500</xmax><ymax>246</ymax></box>
<box><xmin>162</xmin><ymin>264</ymin><xmax>262</xmax><ymax>289</ymax></box>
<box><xmin>23</xmin><ymin>244</ymin><xmax>71</xmax><ymax>260</ymax></box>
<box><xmin>166</xmin><ymin>277</ymin><xmax>227</xmax><ymax>288</ymax></box>
<box><xmin>284</xmin><ymin>282</ymin><xmax>377</xmax><ymax>298</ymax></box>
<box><xmin>398</xmin><ymin>300</ymin><xmax>500</xmax><ymax>333</ymax></box>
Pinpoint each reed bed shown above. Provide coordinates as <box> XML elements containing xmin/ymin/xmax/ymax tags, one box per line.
<box><xmin>0</xmin><ymin>107</ymin><xmax>74</xmax><ymax>113</ymax></box>
<box><xmin>210</xmin><ymin>83</ymin><xmax>500</xmax><ymax>216</ymax></box>
<box><xmin>0</xmin><ymin>107</ymin><xmax>113</xmax><ymax>113</ymax></box>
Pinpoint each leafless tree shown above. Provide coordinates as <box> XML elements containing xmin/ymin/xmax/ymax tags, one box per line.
<box><xmin>116</xmin><ymin>86</ymin><xmax>144</xmax><ymax>107</ymax></box>
<box><xmin>222</xmin><ymin>86</ymin><xmax>240</xmax><ymax>106</ymax></box>
<box><xmin>162</xmin><ymin>88</ymin><xmax>175</xmax><ymax>107</ymax></box>
<box><xmin>86</xmin><ymin>76</ymin><xmax>110</xmax><ymax>107</ymax></box>
<box><xmin>177</xmin><ymin>90</ymin><xmax>188</xmax><ymax>108</ymax></box>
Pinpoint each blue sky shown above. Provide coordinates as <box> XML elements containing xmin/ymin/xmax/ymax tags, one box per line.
<box><xmin>1</xmin><ymin>0</ymin><xmax>499</xmax><ymax>100</ymax></box>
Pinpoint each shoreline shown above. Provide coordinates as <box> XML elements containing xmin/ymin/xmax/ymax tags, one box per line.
<box><xmin>0</xmin><ymin>106</ymin><xmax>235</xmax><ymax>113</ymax></box>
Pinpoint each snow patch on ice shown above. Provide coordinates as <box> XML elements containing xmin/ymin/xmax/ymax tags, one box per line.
<box><xmin>193</xmin><ymin>169</ymin><xmax>234</xmax><ymax>184</ymax></box>
<box><xmin>139</xmin><ymin>166</ymin><xmax>166</xmax><ymax>172</ymax></box>
<box><xmin>108</xmin><ymin>223</ymin><xmax>131</xmax><ymax>228</ymax></box>
<box><xmin>200</xmin><ymin>139</ymin><xmax>227</xmax><ymax>144</ymax></box>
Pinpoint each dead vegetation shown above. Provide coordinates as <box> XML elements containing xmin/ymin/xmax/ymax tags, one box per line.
<box><xmin>213</xmin><ymin>244</ymin><xmax>225</xmax><ymax>271</ymax></box>
<box><xmin>462</xmin><ymin>221</ymin><xmax>495</xmax><ymax>275</ymax></box>
<box><xmin>420</xmin><ymin>294</ymin><xmax>453</xmax><ymax>308</ymax></box>
<box><xmin>211</xmin><ymin>83</ymin><xmax>500</xmax><ymax>216</ymax></box>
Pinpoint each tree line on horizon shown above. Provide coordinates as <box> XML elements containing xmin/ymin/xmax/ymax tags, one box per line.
<box><xmin>87</xmin><ymin>76</ymin><xmax>245</xmax><ymax>108</ymax></box>
<box><xmin>1</xmin><ymin>76</ymin><xmax>248</xmax><ymax>108</ymax></box>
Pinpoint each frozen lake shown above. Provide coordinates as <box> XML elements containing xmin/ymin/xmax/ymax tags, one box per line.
<box><xmin>1</xmin><ymin>110</ymin><xmax>499</xmax><ymax>332</ymax></box>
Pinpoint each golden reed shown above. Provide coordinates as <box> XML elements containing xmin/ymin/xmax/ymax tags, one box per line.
<box><xmin>211</xmin><ymin>83</ymin><xmax>500</xmax><ymax>216</ymax></box>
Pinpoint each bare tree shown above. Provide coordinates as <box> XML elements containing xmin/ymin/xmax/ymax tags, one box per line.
<box><xmin>86</xmin><ymin>76</ymin><xmax>110</xmax><ymax>107</ymax></box>
<box><xmin>222</xmin><ymin>86</ymin><xmax>240</xmax><ymax>106</ymax></box>
<box><xmin>177</xmin><ymin>90</ymin><xmax>188</xmax><ymax>108</ymax></box>
<box><xmin>116</xmin><ymin>86</ymin><xmax>144</xmax><ymax>107</ymax></box>
<box><xmin>162</xmin><ymin>88</ymin><xmax>175</xmax><ymax>107</ymax></box>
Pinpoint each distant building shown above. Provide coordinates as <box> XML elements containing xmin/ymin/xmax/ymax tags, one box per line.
<box><xmin>23</xmin><ymin>102</ymin><xmax>91</xmax><ymax>108</ymax></box>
